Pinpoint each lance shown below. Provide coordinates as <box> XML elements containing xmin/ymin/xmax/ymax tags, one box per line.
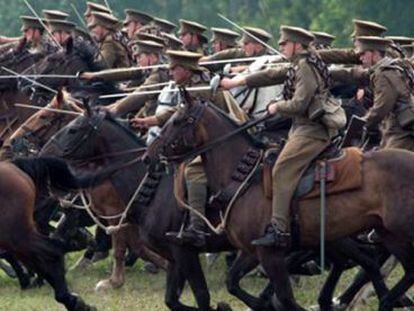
<box><xmin>218</xmin><ymin>13</ymin><xmax>286</xmax><ymax>60</ymax></box>
<box><xmin>23</xmin><ymin>0</ymin><xmax>63</xmax><ymax>51</ymax></box>
<box><xmin>99</xmin><ymin>85</ymin><xmax>212</xmax><ymax>99</ymax></box>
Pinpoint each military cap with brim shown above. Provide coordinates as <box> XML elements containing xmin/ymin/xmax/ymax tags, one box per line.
<box><xmin>134</xmin><ymin>32</ymin><xmax>166</xmax><ymax>46</ymax></box>
<box><xmin>178</xmin><ymin>19</ymin><xmax>208</xmax><ymax>44</ymax></box>
<box><xmin>351</xmin><ymin>19</ymin><xmax>387</xmax><ymax>37</ymax></box>
<box><xmin>211</xmin><ymin>27</ymin><xmax>240</xmax><ymax>46</ymax></box>
<box><xmin>87</xmin><ymin>12</ymin><xmax>120</xmax><ymax>31</ymax></box>
<box><xmin>20</xmin><ymin>16</ymin><xmax>45</xmax><ymax>31</ymax></box>
<box><xmin>355</xmin><ymin>36</ymin><xmax>392</xmax><ymax>54</ymax></box>
<box><xmin>385</xmin><ymin>36</ymin><xmax>414</xmax><ymax>46</ymax></box>
<box><xmin>43</xmin><ymin>10</ymin><xmax>69</xmax><ymax>21</ymax></box>
<box><xmin>154</xmin><ymin>17</ymin><xmax>177</xmax><ymax>33</ymax></box>
<box><xmin>131</xmin><ymin>40</ymin><xmax>164</xmax><ymax>57</ymax></box>
<box><xmin>167</xmin><ymin>50</ymin><xmax>203</xmax><ymax>72</ymax></box>
<box><xmin>162</xmin><ymin>32</ymin><xmax>183</xmax><ymax>50</ymax></box>
<box><xmin>241</xmin><ymin>26</ymin><xmax>272</xmax><ymax>44</ymax></box>
<box><xmin>278</xmin><ymin>26</ymin><xmax>314</xmax><ymax>46</ymax></box>
<box><xmin>124</xmin><ymin>9</ymin><xmax>153</xmax><ymax>26</ymax></box>
<box><xmin>47</xmin><ymin>19</ymin><xmax>76</xmax><ymax>33</ymax></box>
<box><xmin>312</xmin><ymin>31</ymin><xmax>336</xmax><ymax>46</ymax></box>
<box><xmin>84</xmin><ymin>2</ymin><xmax>111</xmax><ymax>17</ymax></box>
<box><xmin>401</xmin><ymin>44</ymin><xmax>414</xmax><ymax>58</ymax></box>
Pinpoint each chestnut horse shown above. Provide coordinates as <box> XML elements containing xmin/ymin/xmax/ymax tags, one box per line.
<box><xmin>144</xmin><ymin>97</ymin><xmax>414</xmax><ymax>311</ymax></box>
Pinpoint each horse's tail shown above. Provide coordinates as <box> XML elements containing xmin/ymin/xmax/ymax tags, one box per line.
<box><xmin>12</xmin><ymin>157</ymin><xmax>128</xmax><ymax>192</ymax></box>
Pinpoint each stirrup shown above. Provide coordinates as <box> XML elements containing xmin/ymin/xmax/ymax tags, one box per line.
<box><xmin>251</xmin><ymin>224</ymin><xmax>290</xmax><ymax>248</ymax></box>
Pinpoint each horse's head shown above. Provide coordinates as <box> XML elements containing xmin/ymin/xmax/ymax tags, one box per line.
<box><xmin>41</xmin><ymin>103</ymin><xmax>105</xmax><ymax>160</ymax></box>
<box><xmin>144</xmin><ymin>93</ymin><xmax>210</xmax><ymax>166</ymax></box>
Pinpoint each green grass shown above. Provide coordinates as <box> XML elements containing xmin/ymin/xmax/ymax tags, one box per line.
<box><xmin>0</xmin><ymin>251</ymin><xmax>407</xmax><ymax>311</ymax></box>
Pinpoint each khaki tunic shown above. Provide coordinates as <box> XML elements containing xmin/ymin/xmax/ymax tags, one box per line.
<box><xmin>95</xmin><ymin>33</ymin><xmax>130</xmax><ymax>69</ymax></box>
<box><xmin>87</xmin><ymin>67</ymin><xmax>146</xmax><ymax>83</ymax></box>
<box><xmin>114</xmin><ymin>67</ymin><xmax>170</xmax><ymax>117</ymax></box>
<box><xmin>271</xmin><ymin>52</ymin><xmax>333</xmax><ymax>231</ymax></box>
<box><xmin>203</xmin><ymin>48</ymin><xmax>267</xmax><ymax>72</ymax></box>
<box><xmin>155</xmin><ymin>71</ymin><xmax>239</xmax><ymax>185</ymax></box>
<box><xmin>366</xmin><ymin>58</ymin><xmax>414</xmax><ymax>150</ymax></box>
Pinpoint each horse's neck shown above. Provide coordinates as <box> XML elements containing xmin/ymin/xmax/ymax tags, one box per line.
<box><xmin>201</xmin><ymin>116</ymin><xmax>253</xmax><ymax>192</ymax></box>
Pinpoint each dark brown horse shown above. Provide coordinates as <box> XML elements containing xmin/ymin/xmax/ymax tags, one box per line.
<box><xmin>144</xmin><ymin>97</ymin><xmax>414</xmax><ymax>311</ymax></box>
<box><xmin>0</xmin><ymin>156</ymin><xmax>126</xmax><ymax>310</ymax></box>
<box><xmin>41</xmin><ymin>111</ymin><xmax>169</xmax><ymax>291</ymax></box>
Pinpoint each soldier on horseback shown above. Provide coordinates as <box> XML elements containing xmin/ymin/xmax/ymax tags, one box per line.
<box><xmin>252</xmin><ymin>26</ymin><xmax>340</xmax><ymax>248</ymax></box>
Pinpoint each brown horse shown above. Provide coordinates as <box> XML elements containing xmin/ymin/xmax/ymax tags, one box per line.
<box><xmin>41</xmin><ymin>110</ymin><xmax>168</xmax><ymax>291</ymax></box>
<box><xmin>144</xmin><ymin>98</ymin><xmax>414</xmax><ymax>311</ymax></box>
<box><xmin>0</xmin><ymin>156</ymin><xmax>125</xmax><ymax>310</ymax></box>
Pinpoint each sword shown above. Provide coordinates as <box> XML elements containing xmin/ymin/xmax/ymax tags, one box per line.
<box><xmin>218</xmin><ymin>14</ymin><xmax>286</xmax><ymax>60</ymax></box>
<box><xmin>0</xmin><ymin>74</ymin><xmax>78</xmax><ymax>79</ymax></box>
<box><xmin>2</xmin><ymin>66</ymin><xmax>84</xmax><ymax>105</ymax></box>
<box><xmin>99</xmin><ymin>85</ymin><xmax>212</xmax><ymax>99</ymax></box>
<box><xmin>14</xmin><ymin>103</ymin><xmax>83</xmax><ymax>116</ymax></box>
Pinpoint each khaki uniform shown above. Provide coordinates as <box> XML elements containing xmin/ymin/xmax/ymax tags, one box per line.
<box><xmin>271</xmin><ymin>52</ymin><xmax>334</xmax><ymax>231</ymax></box>
<box><xmin>245</xmin><ymin>64</ymin><xmax>290</xmax><ymax>87</ymax></box>
<box><xmin>203</xmin><ymin>47</ymin><xmax>267</xmax><ymax>71</ymax></box>
<box><xmin>96</xmin><ymin>33</ymin><xmax>130</xmax><ymax>69</ymax></box>
<box><xmin>115</xmin><ymin>67</ymin><xmax>169</xmax><ymax>117</ymax></box>
<box><xmin>366</xmin><ymin>58</ymin><xmax>414</xmax><ymax>149</ymax></box>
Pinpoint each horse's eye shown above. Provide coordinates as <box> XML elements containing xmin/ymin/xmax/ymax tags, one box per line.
<box><xmin>68</xmin><ymin>128</ymin><xmax>77</xmax><ymax>134</ymax></box>
<box><xmin>172</xmin><ymin>118</ymin><xmax>181</xmax><ymax>126</ymax></box>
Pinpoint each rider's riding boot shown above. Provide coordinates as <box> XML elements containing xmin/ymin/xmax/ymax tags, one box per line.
<box><xmin>251</xmin><ymin>223</ymin><xmax>291</xmax><ymax>248</ymax></box>
<box><xmin>168</xmin><ymin>182</ymin><xmax>207</xmax><ymax>247</ymax></box>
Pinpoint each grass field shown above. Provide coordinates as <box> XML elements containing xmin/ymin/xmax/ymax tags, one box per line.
<box><xmin>0</xmin><ymin>250</ymin><xmax>404</xmax><ymax>311</ymax></box>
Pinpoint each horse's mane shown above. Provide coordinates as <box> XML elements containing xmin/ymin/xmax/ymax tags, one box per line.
<box><xmin>204</xmin><ymin>101</ymin><xmax>267</xmax><ymax>149</ymax></box>
<box><xmin>104</xmin><ymin>114</ymin><xmax>147</xmax><ymax>148</ymax></box>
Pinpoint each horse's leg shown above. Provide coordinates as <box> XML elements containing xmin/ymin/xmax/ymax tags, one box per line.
<box><xmin>336</xmin><ymin>247</ymin><xmax>390</xmax><ymax>307</ymax></box>
<box><xmin>18</xmin><ymin>231</ymin><xmax>95</xmax><ymax>311</ymax></box>
<box><xmin>165</xmin><ymin>262</ymin><xmax>198</xmax><ymax>311</ymax></box>
<box><xmin>379</xmin><ymin>235</ymin><xmax>414</xmax><ymax>311</ymax></box>
<box><xmin>226</xmin><ymin>251</ymin><xmax>273</xmax><ymax>310</ymax></box>
<box><xmin>127</xmin><ymin>224</ymin><xmax>168</xmax><ymax>271</ymax></box>
<box><xmin>95</xmin><ymin>228</ymin><xmax>126</xmax><ymax>291</ymax></box>
<box><xmin>2</xmin><ymin>252</ymin><xmax>32</xmax><ymax>290</ymax></box>
<box><xmin>173</xmin><ymin>246</ymin><xmax>213</xmax><ymax>311</ymax></box>
<box><xmin>257</xmin><ymin>248</ymin><xmax>305</xmax><ymax>311</ymax></box>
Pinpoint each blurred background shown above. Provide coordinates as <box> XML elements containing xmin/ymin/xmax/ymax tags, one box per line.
<box><xmin>0</xmin><ymin>0</ymin><xmax>412</xmax><ymax>46</ymax></box>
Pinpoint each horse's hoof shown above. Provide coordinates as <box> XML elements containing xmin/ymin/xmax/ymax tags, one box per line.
<box><xmin>142</xmin><ymin>262</ymin><xmax>159</xmax><ymax>274</ymax></box>
<box><xmin>216</xmin><ymin>302</ymin><xmax>232</xmax><ymax>311</ymax></box>
<box><xmin>91</xmin><ymin>251</ymin><xmax>109</xmax><ymax>263</ymax></box>
<box><xmin>308</xmin><ymin>305</ymin><xmax>320</xmax><ymax>311</ymax></box>
<box><xmin>73</xmin><ymin>297</ymin><xmax>97</xmax><ymax>311</ymax></box>
<box><xmin>70</xmin><ymin>256</ymin><xmax>93</xmax><ymax>271</ymax></box>
<box><xmin>95</xmin><ymin>279</ymin><xmax>113</xmax><ymax>292</ymax></box>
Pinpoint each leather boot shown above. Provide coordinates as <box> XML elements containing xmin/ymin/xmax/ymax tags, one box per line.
<box><xmin>251</xmin><ymin>223</ymin><xmax>290</xmax><ymax>248</ymax></box>
<box><xmin>167</xmin><ymin>182</ymin><xmax>207</xmax><ymax>247</ymax></box>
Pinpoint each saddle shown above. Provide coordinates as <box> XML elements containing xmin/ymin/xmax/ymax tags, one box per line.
<box><xmin>263</xmin><ymin>146</ymin><xmax>363</xmax><ymax>200</ymax></box>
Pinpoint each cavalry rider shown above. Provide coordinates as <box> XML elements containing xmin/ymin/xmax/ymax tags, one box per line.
<box><xmin>337</xmin><ymin>37</ymin><xmax>414</xmax><ymax>150</ymax></box>
<box><xmin>252</xmin><ymin>26</ymin><xmax>338</xmax><ymax>248</ymax></box>
<box><xmin>178</xmin><ymin>19</ymin><xmax>209</xmax><ymax>55</ymax></box>
<box><xmin>87</xmin><ymin>11</ymin><xmax>130</xmax><ymax>69</ymax></box>
<box><xmin>210</xmin><ymin>27</ymin><xmax>240</xmax><ymax>53</ymax></box>
<box><xmin>132</xmin><ymin>50</ymin><xmax>244</xmax><ymax>247</ymax></box>
<box><xmin>46</xmin><ymin>19</ymin><xmax>76</xmax><ymax>48</ymax></box>
<box><xmin>82</xmin><ymin>39</ymin><xmax>169</xmax><ymax>118</ymax></box>
<box><xmin>123</xmin><ymin>9</ymin><xmax>154</xmax><ymax>40</ymax></box>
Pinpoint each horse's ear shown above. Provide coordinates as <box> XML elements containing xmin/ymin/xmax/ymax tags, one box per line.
<box><xmin>179</xmin><ymin>87</ymin><xmax>193</xmax><ymax>109</ymax></box>
<box><xmin>54</xmin><ymin>88</ymin><xmax>64</xmax><ymax>109</ymax></box>
<box><xmin>66</xmin><ymin>37</ymin><xmax>74</xmax><ymax>55</ymax></box>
